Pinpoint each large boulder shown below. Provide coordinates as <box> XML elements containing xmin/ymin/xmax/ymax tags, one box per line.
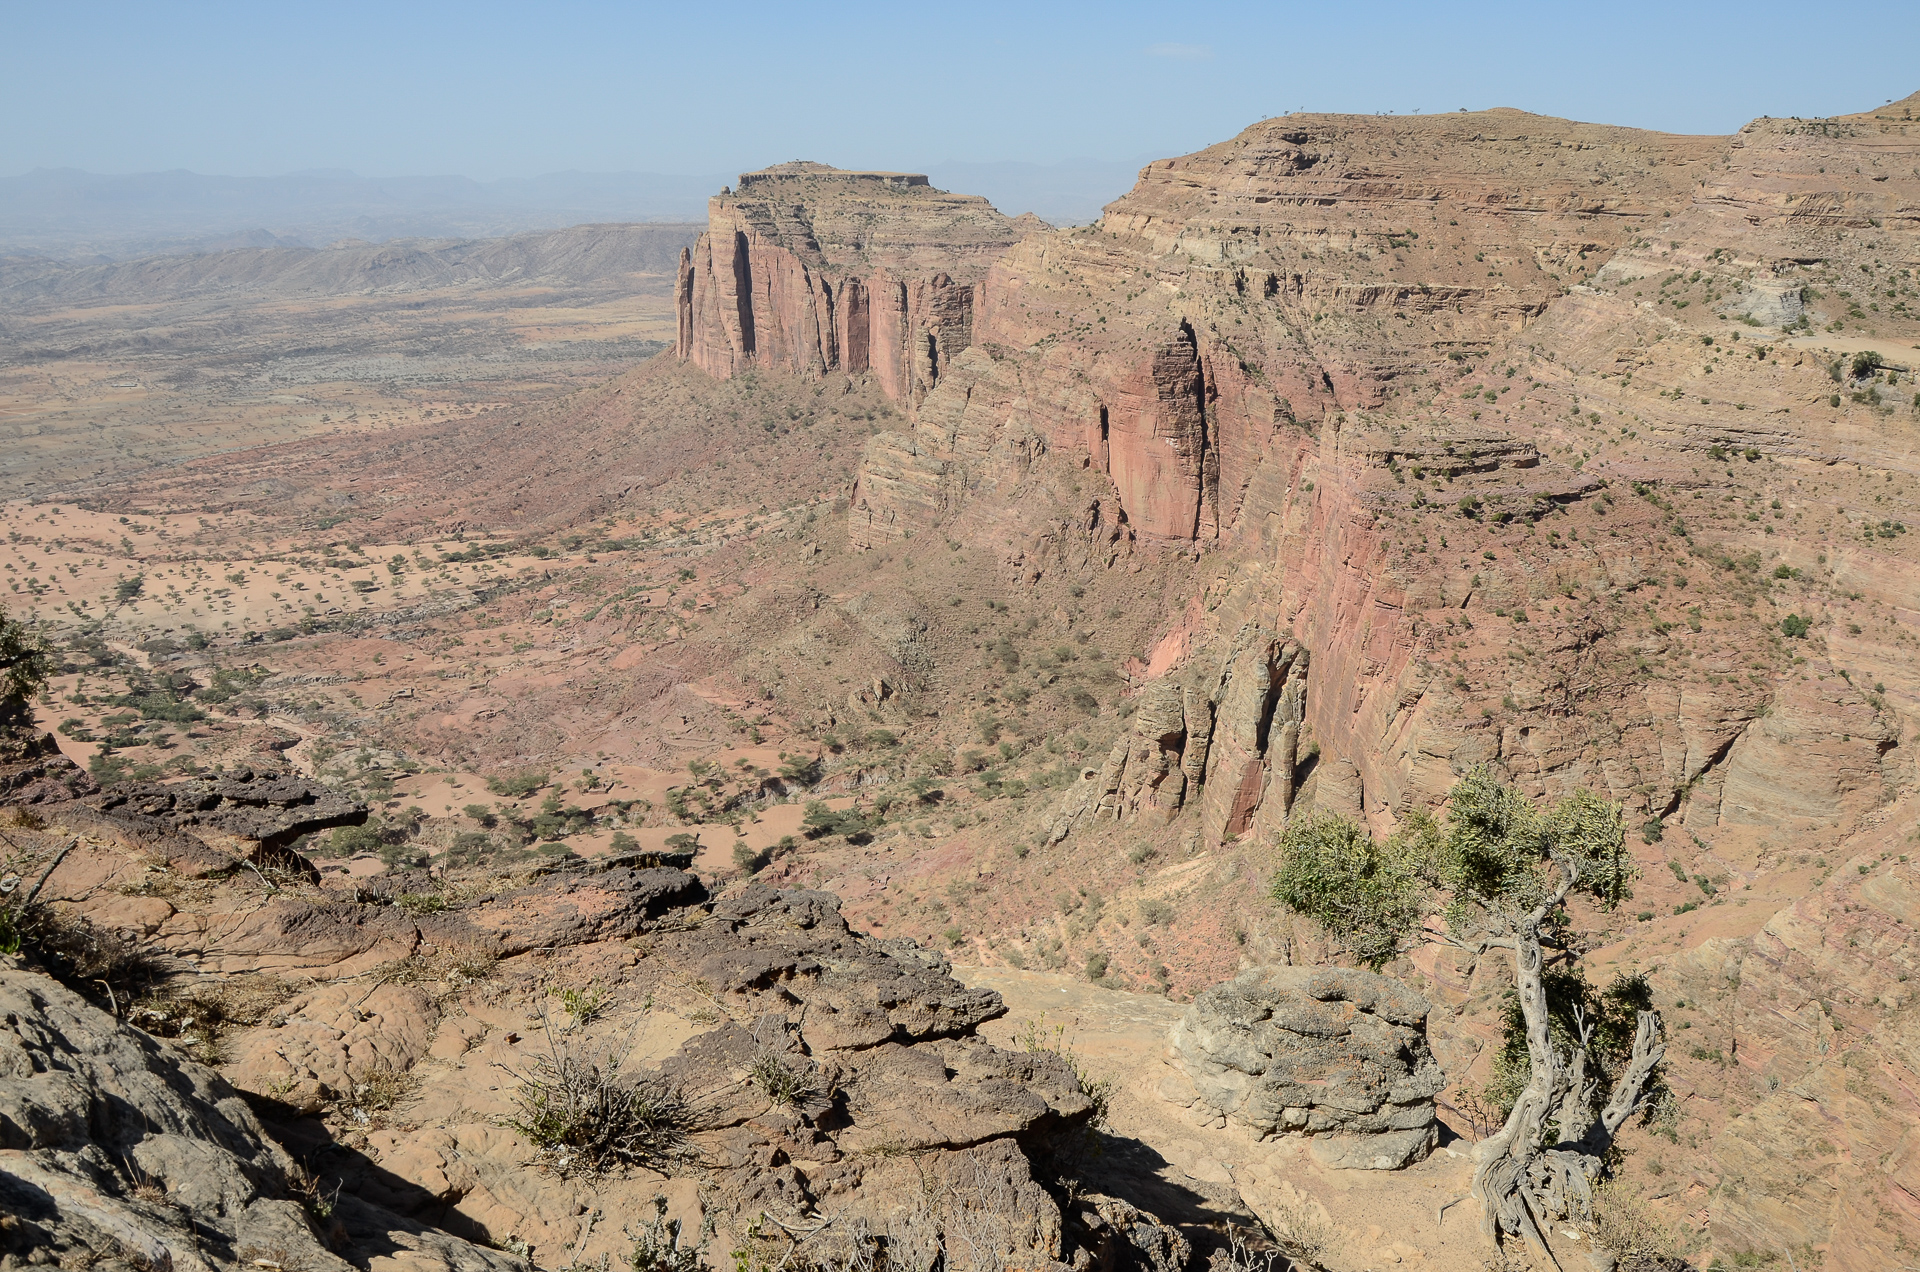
<box><xmin>1170</xmin><ymin>966</ymin><xmax>1445</xmax><ymax>1170</ymax></box>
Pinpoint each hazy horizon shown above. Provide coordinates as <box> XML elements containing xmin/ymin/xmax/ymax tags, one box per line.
<box><xmin>0</xmin><ymin>157</ymin><xmax>1160</xmax><ymax>257</ymax></box>
<box><xmin>6</xmin><ymin>1</ymin><xmax>1916</xmax><ymax>258</ymax></box>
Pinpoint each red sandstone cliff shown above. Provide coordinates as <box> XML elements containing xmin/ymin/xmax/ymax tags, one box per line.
<box><xmin>663</xmin><ymin>99</ymin><xmax>1920</xmax><ymax>1265</ymax></box>
<box><xmin>675</xmin><ymin>161</ymin><xmax>1026</xmax><ymax>404</ymax></box>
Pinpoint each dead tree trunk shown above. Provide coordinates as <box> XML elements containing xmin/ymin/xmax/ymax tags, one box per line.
<box><xmin>1468</xmin><ymin>916</ymin><xmax>1562</xmax><ymax>1264</ymax></box>
<box><xmin>1465</xmin><ymin>916</ymin><xmax>1666</xmax><ymax>1268</ymax></box>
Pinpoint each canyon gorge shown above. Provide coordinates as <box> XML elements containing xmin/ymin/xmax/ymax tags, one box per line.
<box><xmin>5</xmin><ymin>89</ymin><xmax>1920</xmax><ymax>1272</ymax></box>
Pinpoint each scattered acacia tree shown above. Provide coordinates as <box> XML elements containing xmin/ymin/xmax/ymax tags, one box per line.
<box><xmin>1270</xmin><ymin>768</ymin><xmax>1664</xmax><ymax>1265</ymax></box>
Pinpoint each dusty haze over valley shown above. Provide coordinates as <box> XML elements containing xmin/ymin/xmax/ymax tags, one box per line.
<box><xmin>4</xmin><ymin>69</ymin><xmax>1920</xmax><ymax>1272</ymax></box>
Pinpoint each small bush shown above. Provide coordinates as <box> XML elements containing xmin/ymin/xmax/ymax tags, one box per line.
<box><xmin>747</xmin><ymin>1046</ymin><xmax>819</xmax><ymax>1108</ymax></box>
<box><xmin>627</xmin><ymin>1195</ymin><xmax>713</xmax><ymax>1272</ymax></box>
<box><xmin>394</xmin><ymin>892</ymin><xmax>448</xmax><ymax>915</ymax></box>
<box><xmin>1084</xmin><ymin>951</ymin><xmax>1109</xmax><ymax>980</ymax></box>
<box><xmin>501</xmin><ymin>1033</ymin><xmax>689</xmax><ymax>1176</ymax></box>
<box><xmin>20</xmin><ymin>907</ymin><xmax>163</xmax><ymax>998</ymax></box>
<box><xmin>1139</xmin><ymin>898</ymin><xmax>1174</xmax><ymax>926</ymax></box>
<box><xmin>1265</xmin><ymin>1199</ymin><xmax>1338</xmax><ymax>1267</ymax></box>
<box><xmin>315</xmin><ymin>821</ymin><xmax>384</xmax><ymax>858</ymax></box>
<box><xmin>343</xmin><ymin>1063</ymin><xmax>417</xmax><ymax>1115</ymax></box>
<box><xmin>379</xmin><ymin>841</ymin><xmax>428</xmax><ymax>870</ymax></box>
<box><xmin>556</xmin><ymin>986</ymin><xmax>610</xmax><ymax>1027</ymax></box>
<box><xmin>1780</xmin><ymin>613</ymin><xmax>1810</xmax><ymax>638</ymax></box>
<box><xmin>1018</xmin><ymin>1018</ymin><xmax>1112</xmax><ymax>1130</ymax></box>
<box><xmin>1592</xmin><ymin>1179</ymin><xmax>1703</xmax><ymax>1271</ymax></box>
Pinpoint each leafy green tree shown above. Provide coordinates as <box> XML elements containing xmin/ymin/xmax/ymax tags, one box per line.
<box><xmin>0</xmin><ymin>603</ymin><xmax>52</xmax><ymax>735</ymax></box>
<box><xmin>800</xmin><ymin>800</ymin><xmax>840</xmax><ymax>837</ymax></box>
<box><xmin>1270</xmin><ymin>768</ymin><xmax>1664</xmax><ymax>1262</ymax></box>
<box><xmin>776</xmin><ymin>754</ymin><xmax>821</xmax><ymax>787</ymax></box>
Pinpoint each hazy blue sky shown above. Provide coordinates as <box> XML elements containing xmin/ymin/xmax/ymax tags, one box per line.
<box><xmin>8</xmin><ymin>0</ymin><xmax>1918</xmax><ymax>179</ymax></box>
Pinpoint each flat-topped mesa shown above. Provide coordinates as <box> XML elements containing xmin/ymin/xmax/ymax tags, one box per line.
<box><xmin>675</xmin><ymin>162</ymin><xmax>1023</xmax><ymax>402</ymax></box>
<box><xmin>735</xmin><ymin>161</ymin><xmax>929</xmax><ymax>193</ymax></box>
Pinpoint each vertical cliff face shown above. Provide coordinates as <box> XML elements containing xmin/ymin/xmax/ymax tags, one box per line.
<box><xmin>833</xmin><ymin>98</ymin><xmax>1920</xmax><ymax>1264</ymax></box>
<box><xmin>843</xmin><ymin>97</ymin><xmax>1920</xmax><ymax>878</ymax></box>
<box><xmin>653</xmin><ymin>96</ymin><xmax>1920</xmax><ymax>1263</ymax></box>
<box><xmin>675</xmin><ymin>162</ymin><xmax>1024</xmax><ymax>404</ymax></box>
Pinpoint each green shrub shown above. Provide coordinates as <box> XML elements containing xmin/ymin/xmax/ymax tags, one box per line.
<box><xmin>627</xmin><ymin>1196</ymin><xmax>712</xmax><ymax>1272</ymax></box>
<box><xmin>485</xmin><ymin>769</ymin><xmax>548</xmax><ymax>798</ymax></box>
<box><xmin>320</xmin><ymin>822</ymin><xmax>384</xmax><ymax>858</ymax></box>
<box><xmin>746</xmin><ymin>1047</ymin><xmax>817</xmax><ymax>1108</ymax></box>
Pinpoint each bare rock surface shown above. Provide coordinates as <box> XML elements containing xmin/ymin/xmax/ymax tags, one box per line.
<box><xmin>86</xmin><ymin>769</ymin><xmax>368</xmax><ymax>855</ymax></box>
<box><xmin>0</xmin><ymin>732</ymin><xmax>99</xmax><ymax>805</ymax></box>
<box><xmin>962</xmin><ymin>966</ymin><xmax>1484</xmax><ymax>1271</ymax></box>
<box><xmin>1170</xmin><ymin>966</ymin><xmax>1445</xmax><ymax>1170</ymax></box>
<box><xmin>0</xmin><ymin>957</ymin><xmax>519</xmax><ymax>1272</ymax></box>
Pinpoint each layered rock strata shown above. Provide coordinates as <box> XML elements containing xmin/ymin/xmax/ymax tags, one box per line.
<box><xmin>675</xmin><ymin>162</ymin><xmax>1024</xmax><ymax>404</ymax></box>
<box><xmin>842</xmin><ymin>98</ymin><xmax>1920</xmax><ymax>862</ymax></box>
<box><xmin>1047</xmin><ymin>626</ymin><xmax>1309</xmax><ymax>844</ymax></box>
<box><xmin>1169</xmin><ymin>966</ymin><xmax>1445</xmax><ymax>1170</ymax></box>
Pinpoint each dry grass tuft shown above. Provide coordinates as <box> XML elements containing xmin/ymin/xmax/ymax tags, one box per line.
<box><xmin>499</xmin><ymin>1022</ymin><xmax>690</xmax><ymax>1176</ymax></box>
<box><xmin>1591</xmin><ymin>1180</ymin><xmax>1704</xmax><ymax>1271</ymax></box>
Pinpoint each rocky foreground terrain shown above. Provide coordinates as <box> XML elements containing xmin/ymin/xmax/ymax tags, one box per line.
<box><xmin>4</xmin><ymin>90</ymin><xmax>1920</xmax><ymax>1272</ymax></box>
<box><xmin>0</xmin><ymin>766</ymin><xmax>1220</xmax><ymax>1272</ymax></box>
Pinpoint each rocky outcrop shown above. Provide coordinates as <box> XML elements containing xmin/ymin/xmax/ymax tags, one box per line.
<box><xmin>0</xmin><ymin>958</ymin><xmax>519</xmax><ymax>1272</ymax></box>
<box><xmin>675</xmin><ymin>162</ymin><xmax>1024</xmax><ymax>404</ymax></box>
<box><xmin>845</xmin><ymin>110</ymin><xmax>1717</xmax><ymax>545</ymax></box>
<box><xmin>84</xmin><ymin>770</ymin><xmax>367</xmax><ymax>855</ymax></box>
<box><xmin>3</xmin><ymin>795</ymin><xmax>1159</xmax><ymax>1272</ymax></box>
<box><xmin>1046</xmin><ymin>627</ymin><xmax>1308</xmax><ymax>846</ymax></box>
<box><xmin>0</xmin><ymin>732</ymin><xmax>97</xmax><ymax>805</ymax></box>
<box><xmin>1168</xmin><ymin>966</ymin><xmax>1445</xmax><ymax>1171</ymax></box>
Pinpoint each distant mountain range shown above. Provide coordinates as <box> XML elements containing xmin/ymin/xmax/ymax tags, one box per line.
<box><xmin>0</xmin><ymin>160</ymin><xmax>1151</xmax><ymax>260</ymax></box>
<box><xmin>0</xmin><ymin>221</ymin><xmax>704</xmax><ymax>309</ymax></box>
<box><xmin>0</xmin><ymin>168</ymin><xmax>730</xmax><ymax>259</ymax></box>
